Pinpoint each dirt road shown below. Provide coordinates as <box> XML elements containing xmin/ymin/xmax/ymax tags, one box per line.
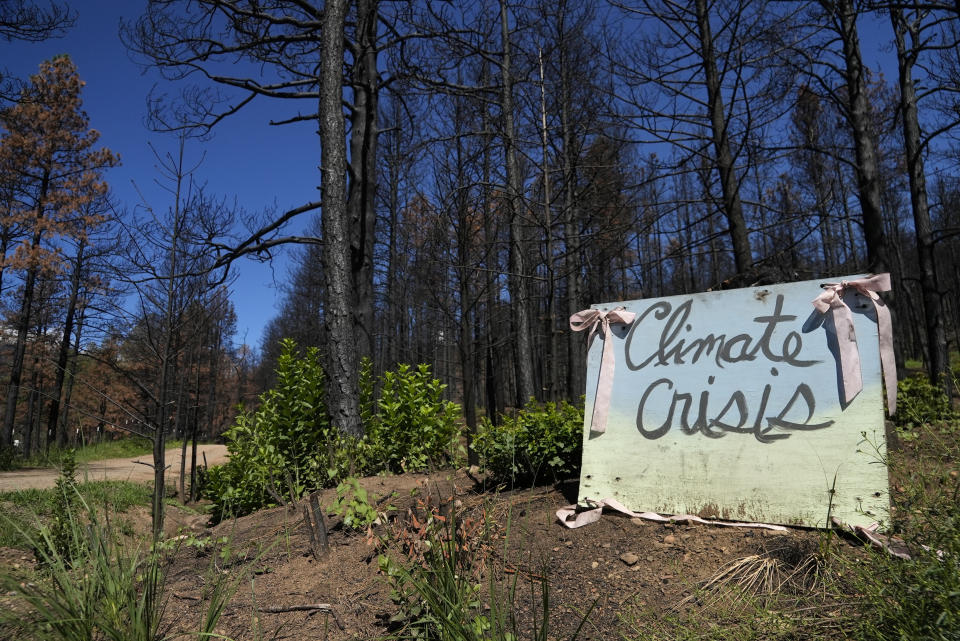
<box><xmin>0</xmin><ymin>444</ymin><xmax>229</xmax><ymax>492</ymax></box>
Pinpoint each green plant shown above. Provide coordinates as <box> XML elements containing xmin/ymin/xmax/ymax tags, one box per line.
<box><xmin>0</xmin><ymin>494</ymin><xmax>242</xmax><ymax>641</ymax></box>
<box><xmin>379</xmin><ymin>502</ymin><xmax>591</xmax><ymax>641</ymax></box>
<box><xmin>896</xmin><ymin>374</ymin><xmax>957</xmax><ymax>431</ymax></box>
<box><xmin>378</xmin><ymin>505</ymin><xmax>492</xmax><ymax>641</ymax></box>
<box><xmin>0</xmin><ymin>481</ymin><xmax>154</xmax><ymax>550</ymax></box>
<box><xmin>473</xmin><ymin>399</ymin><xmax>584</xmax><ymax>486</ymax></box>
<box><xmin>206</xmin><ymin>342</ymin><xmax>464</xmax><ymax>521</ymax></box>
<box><xmin>205</xmin><ymin>338</ymin><xmax>353</xmax><ymax>521</ymax></box>
<box><xmin>328</xmin><ymin>477</ymin><xmax>380</xmax><ymax>532</ymax></box>
<box><xmin>0</xmin><ymin>492</ymin><xmax>167</xmax><ymax>641</ymax></box>
<box><xmin>42</xmin><ymin>449</ymin><xmax>85</xmax><ymax>568</ymax></box>
<box><xmin>0</xmin><ymin>445</ymin><xmax>15</xmax><ymax>471</ymax></box>
<box><xmin>846</xmin><ymin>450</ymin><xmax>960</xmax><ymax>640</ymax></box>
<box><xmin>366</xmin><ymin>363</ymin><xmax>461</xmax><ymax>473</ymax></box>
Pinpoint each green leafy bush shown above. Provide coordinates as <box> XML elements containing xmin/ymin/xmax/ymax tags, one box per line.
<box><xmin>896</xmin><ymin>374</ymin><xmax>957</xmax><ymax>429</ymax></box>
<box><xmin>473</xmin><ymin>399</ymin><xmax>584</xmax><ymax>486</ymax></box>
<box><xmin>366</xmin><ymin>363</ymin><xmax>461</xmax><ymax>473</ymax></box>
<box><xmin>206</xmin><ymin>341</ymin><xmax>462</xmax><ymax>521</ymax></box>
<box><xmin>206</xmin><ymin>339</ymin><xmax>359</xmax><ymax>521</ymax></box>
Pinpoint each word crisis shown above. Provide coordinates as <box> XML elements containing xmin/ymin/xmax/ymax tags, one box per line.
<box><xmin>622</xmin><ymin>295</ymin><xmax>832</xmax><ymax>443</ymax></box>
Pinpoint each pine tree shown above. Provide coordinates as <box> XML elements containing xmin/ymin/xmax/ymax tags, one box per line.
<box><xmin>0</xmin><ymin>56</ymin><xmax>117</xmax><ymax>451</ymax></box>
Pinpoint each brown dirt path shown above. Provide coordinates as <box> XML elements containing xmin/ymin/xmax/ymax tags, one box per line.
<box><xmin>0</xmin><ymin>444</ymin><xmax>229</xmax><ymax>492</ymax></box>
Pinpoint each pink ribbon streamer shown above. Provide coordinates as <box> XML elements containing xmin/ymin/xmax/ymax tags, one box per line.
<box><xmin>556</xmin><ymin>497</ymin><xmax>787</xmax><ymax>532</ymax></box>
<box><xmin>570</xmin><ymin>307</ymin><xmax>636</xmax><ymax>434</ymax></box>
<box><xmin>812</xmin><ymin>274</ymin><xmax>896</xmax><ymax>414</ymax></box>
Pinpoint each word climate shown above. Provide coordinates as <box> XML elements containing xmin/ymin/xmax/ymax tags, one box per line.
<box><xmin>623</xmin><ymin>295</ymin><xmax>831</xmax><ymax>443</ymax></box>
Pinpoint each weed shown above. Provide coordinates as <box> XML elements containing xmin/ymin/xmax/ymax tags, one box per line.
<box><xmin>845</xmin><ymin>435</ymin><xmax>960</xmax><ymax>640</ymax></box>
<box><xmin>43</xmin><ymin>449</ymin><xmax>84</xmax><ymax>568</ymax></box>
<box><xmin>378</xmin><ymin>494</ymin><xmax>591</xmax><ymax>641</ymax></box>
<box><xmin>0</xmin><ymin>493</ymin><xmax>242</xmax><ymax>641</ymax></box>
<box><xmin>328</xmin><ymin>476</ymin><xmax>382</xmax><ymax>532</ymax></box>
<box><xmin>0</xmin><ymin>480</ymin><xmax>153</xmax><ymax>550</ymax></box>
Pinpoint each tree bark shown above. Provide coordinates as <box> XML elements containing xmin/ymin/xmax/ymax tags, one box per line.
<box><xmin>58</xmin><ymin>305</ymin><xmax>84</xmax><ymax>435</ymax></box>
<box><xmin>891</xmin><ymin>7</ymin><xmax>949</xmax><ymax>393</ymax></box>
<box><xmin>480</xmin><ymin>67</ymin><xmax>502</xmax><ymax>424</ymax></box>
<box><xmin>538</xmin><ymin>48</ymin><xmax>559</xmax><ymax>402</ymax></box>
<box><xmin>2</xmin><ymin>214</ymin><xmax>44</xmax><ymax>450</ymax></box>
<box><xmin>321</xmin><ymin>0</ymin><xmax>363</xmax><ymax>438</ymax></box>
<box><xmin>348</xmin><ymin>0</ymin><xmax>379</xmax><ymax>365</ymax></box>
<box><xmin>559</xmin><ymin>48</ymin><xmax>584</xmax><ymax>400</ymax></box>
<box><xmin>48</xmin><ymin>241</ymin><xmax>85</xmax><ymax>449</ymax></box>
<box><xmin>694</xmin><ymin>0</ymin><xmax>752</xmax><ymax>277</ymax></box>
<box><xmin>833</xmin><ymin>0</ymin><xmax>889</xmax><ymax>273</ymax></box>
<box><xmin>499</xmin><ymin>0</ymin><xmax>536</xmax><ymax>406</ymax></box>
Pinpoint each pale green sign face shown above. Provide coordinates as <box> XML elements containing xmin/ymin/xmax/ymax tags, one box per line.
<box><xmin>578</xmin><ymin>275</ymin><xmax>890</xmax><ymax>528</ymax></box>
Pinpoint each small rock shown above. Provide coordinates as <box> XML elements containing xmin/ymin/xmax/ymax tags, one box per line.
<box><xmin>565</xmin><ymin>540</ymin><xmax>573</xmax><ymax>547</ymax></box>
<box><xmin>591</xmin><ymin>561</ymin><xmax>599</xmax><ymax>569</ymax></box>
<box><xmin>602</xmin><ymin>543</ymin><xmax>610</xmax><ymax>549</ymax></box>
<box><xmin>630</xmin><ymin>517</ymin><xmax>645</xmax><ymax>526</ymax></box>
<box><xmin>663</xmin><ymin>535</ymin><xmax>677</xmax><ymax>545</ymax></box>
<box><xmin>951</xmin><ymin>470</ymin><xmax>959</xmax><ymax>479</ymax></box>
<box><xmin>646</xmin><ymin>555</ymin><xmax>654</xmax><ymax>562</ymax></box>
<box><xmin>663</xmin><ymin>522</ymin><xmax>675</xmax><ymax>529</ymax></box>
<box><xmin>552</xmin><ymin>547</ymin><xmax>560</xmax><ymax>552</ymax></box>
<box><xmin>619</xmin><ymin>552</ymin><xmax>639</xmax><ymax>566</ymax></box>
<box><xmin>6</xmin><ymin>591</ymin><xmax>16</xmax><ymax>596</ymax></box>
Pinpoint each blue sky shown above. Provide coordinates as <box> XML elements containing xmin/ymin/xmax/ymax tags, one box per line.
<box><xmin>2</xmin><ymin>0</ymin><xmax>323</xmax><ymax>350</ymax></box>
<box><xmin>1</xmin><ymin>1</ymin><xmax>899</xmax><ymax>352</ymax></box>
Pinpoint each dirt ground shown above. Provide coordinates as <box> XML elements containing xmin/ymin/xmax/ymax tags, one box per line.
<box><xmin>146</xmin><ymin>470</ymin><xmax>856</xmax><ymax>641</ymax></box>
<box><xmin>0</xmin><ymin>444</ymin><xmax>229</xmax><ymax>491</ymax></box>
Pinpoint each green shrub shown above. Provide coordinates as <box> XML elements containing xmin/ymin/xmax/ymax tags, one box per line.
<box><xmin>0</xmin><ymin>446</ymin><xmax>14</xmax><ymax>471</ymax></box>
<box><xmin>896</xmin><ymin>375</ymin><xmax>957</xmax><ymax>429</ymax></box>
<box><xmin>473</xmin><ymin>399</ymin><xmax>584</xmax><ymax>486</ymax></box>
<box><xmin>366</xmin><ymin>363</ymin><xmax>461</xmax><ymax>473</ymax></box>
<box><xmin>206</xmin><ymin>341</ymin><xmax>462</xmax><ymax>521</ymax></box>
<box><xmin>206</xmin><ymin>339</ymin><xmax>354</xmax><ymax>521</ymax></box>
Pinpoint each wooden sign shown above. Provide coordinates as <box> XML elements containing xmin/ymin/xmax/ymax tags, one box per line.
<box><xmin>577</xmin><ymin>275</ymin><xmax>891</xmax><ymax>528</ymax></box>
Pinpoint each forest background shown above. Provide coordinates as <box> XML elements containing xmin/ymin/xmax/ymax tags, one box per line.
<box><xmin>1</xmin><ymin>0</ymin><xmax>959</xmax><ymax>465</ymax></box>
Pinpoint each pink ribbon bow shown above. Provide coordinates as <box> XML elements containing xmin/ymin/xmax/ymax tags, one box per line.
<box><xmin>570</xmin><ymin>307</ymin><xmax>636</xmax><ymax>434</ymax></box>
<box><xmin>812</xmin><ymin>274</ymin><xmax>896</xmax><ymax>414</ymax></box>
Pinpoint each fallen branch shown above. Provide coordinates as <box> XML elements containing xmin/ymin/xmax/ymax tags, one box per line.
<box><xmin>259</xmin><ymin>603</ymin><xmax>332</xmax><ymax>613</ymax></box>
<box><xmin>132</xmin><ymin>460</ymin><xmax>171</xmax><ymax>470</ymax></box>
